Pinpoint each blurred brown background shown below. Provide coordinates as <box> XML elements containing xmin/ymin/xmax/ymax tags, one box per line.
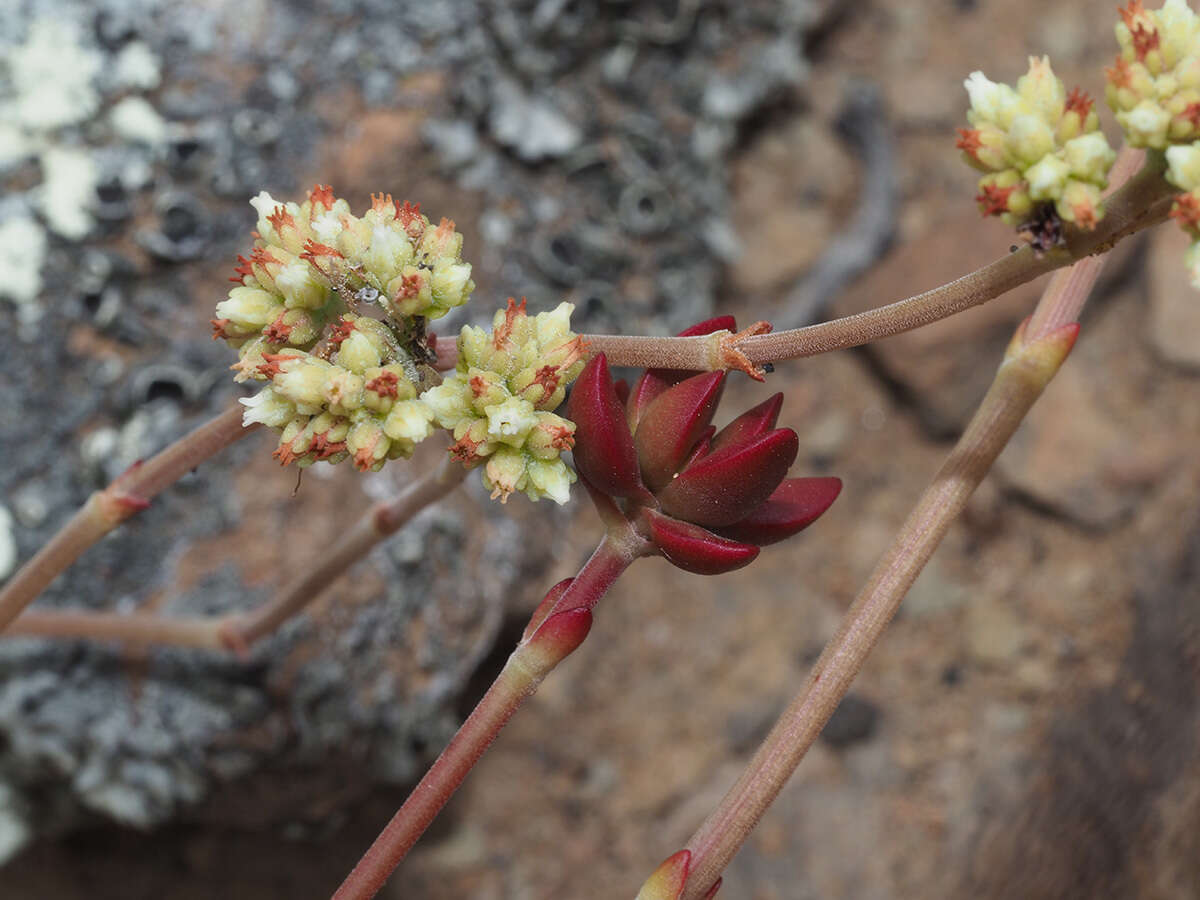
<box><xmin>1</xmin><ymin>0</ymin><xmax>1199</xmax><ymax>898</ymax></box>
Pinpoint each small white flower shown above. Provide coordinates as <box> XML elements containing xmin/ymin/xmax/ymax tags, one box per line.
<box><xmin>1120</xmin><ymin>100</ymin><xmax>1172</xmax><ymax>148</ymax></box>
<box><xmin>1166</xmin><ymin>141</ymin><xmax>1200</xmax><ymax>190</ymax></box>
<box><xmin>483</xmin><ymin>448</ymin><xmax>528</xmax><ymax>502</ymax></box>
<box><xmin>457</xmin><ymin>325</ymin><xmax>491</xmax><ymax>369</ymax></box>
<box><xmin>274</xmin><ymin>261</ymin><xmax>326</xmax><ymax>309</ymax></box>
<box><xmin>1016</xmin><ymin>56</ymin><xmax>1066</xmax><ymax>123</ymax></box>
<box><xmin>249</xmin><ymin>191</ymin><xmax>283</xmax><ymax>238</ymax></box>
<box><xmin>965</xmin><ymin>72</ymin><xmax>1027</xmax><ymax>129</ymax></box>
<box><xmin>1024</xmin><ymin>154</ymin><xmax>1071</xmax><ymax>200</ymax></box>
<box><xmin>420</xmin><ymin>380</ymin><xmax>472</xmax><ymax>428</ymax></box>
<box><xmin>215</xmin><ymin>286</ymin><xmax>280</xmax><ymax>330</ymax></box>
<box><xmin>240</xmin><ymin>387</ymin><xmax>295</xmax><ymax>428</ymax></box>
<box><xmin>383</xmin><ymin>400</ymin><xmax>436</xmax><ymax>444</ymax></box>
<box><xmin>1007</xmin><ymin>114</ymin><xmax>1055</xmax><ymax>165</ymax></box>
<box><xmin>311</xmin><ymin>209</ymin><xmax>345</xmax><ymax>245</ymax></box>
<box><xmin>362</xmin><ymin>224</ymin><xmax>413</xmax><ymax>282</ymax></box>
<box><xmin>526</xmin><ymin>458</ymin><xmax>576</xmax><ymax>505</ymax></box>
<box><xmin>485</xmin><ymin>397</ymin><xmax>539</xmax><ymax>445</ymax></box>
<box><xmin>335</xmin><ymin>330</ymin><xmax>383</xmax><ymax>374</ymax></box>
<box><xmin>1063</xmin><ymin>132</ymin><xmax>1117</xmax><ymax>184</ymax></box>
<box><xmin>429</xmin><ymin>260</ymin><xmax>474</xmax><ymax>311</ymax></box>
<box><xmin>534</xmin><ymin>301</ymin><xmax>575</xmax><ymax>346</ymax></box>
<box><xmin>275</xmin><ymin>358</ymin><xmax>332</xmax><ymax>412</ymax></box>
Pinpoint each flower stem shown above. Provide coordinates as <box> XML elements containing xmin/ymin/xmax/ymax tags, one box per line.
<box><xmin>4</xmin><ymin>456</ymin><xmax>468</xmax><ymax>652</ymax></box>
<box><xmin>217</xmin><ymin>455</ymin><xmax>468</xmax><ymax>651</ymax></box>
<box><xmin>669</xmin><ymin>249</ymin><xmax>1109</xmax><ymax>900</ymax></box>
<box><xmin>584</xmin><ymin>149</ymin><xmax>1170</xmax><ymax>373</ymax></box>
<box><xmin>5</xmin><ymin>609</ymin><xmax>227</xmax><ymax>650</ymax></box>
<box><xmin>0</xmin><ymin>404</ymin><xmax>256</xmax><ymax>632</ymax></box>
<box><xmin>332</xmin><ymin>531</ymin><xmax>643</xmax><ymax>900</ymax></box>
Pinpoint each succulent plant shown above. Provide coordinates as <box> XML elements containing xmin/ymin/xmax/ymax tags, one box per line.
<box><xmin>569</xmin><ymin>317</ymin><xmax>841</xmax><ymax>575</ymax></box>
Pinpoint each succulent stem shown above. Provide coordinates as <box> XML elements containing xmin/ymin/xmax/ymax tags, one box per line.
<box><xmin>0</xmin><ymin>404</ymin><xmax>256</xmax><ymax>632</ymax></box>
<box><xmin>333</xmin><ymin>531</ymin><xmax>643</xmax><ymax>900</ymax></box>
<box><xmin>670</xmin><ymin>227</ymin><xmax>1113</xmax><ymax>900</ymax></box>
<box><xmin>581</xmin><ymin>149</ymin><xmax>1170</xmax><ymax>373</ymax></box>
<box><xmin>218</xmin><ymin>454</ymin><xmax>467</xmax><ymax>651</ymax></box>
<box><xmin>4</xmin><ymin>455</ymin><xmax>467</xmax><ymax>651</ymax></box>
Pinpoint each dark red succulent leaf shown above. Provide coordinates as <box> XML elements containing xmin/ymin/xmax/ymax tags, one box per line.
<box><xmin>626</xmin><ymin>372</ymin><xmax>668</xmax><ymax>433</ymax></box>
<box><xmin>676</xmin><ymin>315</ymin><xmax>737</xmax><ymax>338</ymax></box>
<box><xmin>634</xmin><ymin>371</ymin><xmax>725</xmax><ymax>492</ymax></box>
<box><xmin>626</xmin><ymin>316</ymin><xmax>737</xmax><ymax>430</ymax></box>
<box><xmin>568</xmin><ymin>354</ymin><xmax>650</xmax><ymax>502</ymax></box>
<box><xmin>712</xmin><ymin>476</ymin><xmax>842</xmax><ymax>546</ymax></box>
<box><xmin>643</xmin><ymin>509</ymin><xmax>759</xmax><ymax>575</ymax></box>
<box><xmin>657</xmin><ymin>427</ymin><xmax>799</xmax><ymax>527</ymax></box>
<box><xmin>613</xmin><ymin>378</ymin><xmax>631</xmax><ymax>406</ymax></box>
<box><xmin>680</xmin><ymin>425</ymin><xmax>716</xmax><ymax>471</ymax></box>
<box><xmin>709</xmin><ymin>392</ymin><xmax>783</xmax><ymax>455</ymax></box>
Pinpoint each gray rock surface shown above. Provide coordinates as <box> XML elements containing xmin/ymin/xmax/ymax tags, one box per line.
<box><xmin>0</xmin><ymin>0</ymin><xmax>821</xmax><ymax>866</ymax></box>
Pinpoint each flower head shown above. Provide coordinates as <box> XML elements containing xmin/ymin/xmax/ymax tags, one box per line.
<box><xmin>1105</xmin><ymin>0</ymin><xmax>1200</xmax><ymax>148</ymax></box>
<box><xmin>959</xmin><ymin>57</ymin><xmax>1115</xmax><ymax>230</ymax></box>
<box><xmin>425</xmin><ymin>299</ymin><xmax>586</xmax><ymax>504</ymax></box>
<box><xmin>218</xmin><ymin>186</ymin><xmax>477</xmax><ymax>470</ymax></box>
<box><xmin>569</xmin><ymin>317</ymin><xmax>840</xmax><ymax>575</ymax></box>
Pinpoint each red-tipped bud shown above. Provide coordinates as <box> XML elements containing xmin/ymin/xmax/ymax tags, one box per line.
<box><xmin>644</xmin><ymin>509</ymin><xmax>759</xmax><ymax>575</ymax></box>
<box><xmin>658</xmin><ymin>428</ymin><xmax>798</xmax><ymax>527</ymax></box>
<box><xmin>713</xmin><ymin>476</ymin><xmax>841</xmax><ymax>546</ymax></box>
<box><xmin>1004</xmin><ymin>318</ymin><xmax>1080</xmax><ymax>386</ymax></box>
<box><xmin>569</xmin><ymin>354</ymin><xmax>649</xmax><ymax>501</ymax></box>
<box><xmin>709</xmin><ymin>392</ymin><xmax>783</xmax><ymax>455</ymax></box>
<box><xmin>627</xmin><ymin>316</ymin><xmax>736</xmax><ymax>430</ymax></box>
<box><xmin>634</xmin><ymin>372</ymin><xmax>725</xmax><ymax>492</ymax></box>
<box><xmin>522</xmin><ymin>607</ymin><xmax>593</xmax><ymax>676</ymax></box>
<box><xmin>521</xmin><ymin>578</ymin><xmax>574</xmax><ymax>641</ymax></box>
<box><xmin>636</xmin><ymin>849</ymin><xmax>692</xmax><ymax>900</ymax></box>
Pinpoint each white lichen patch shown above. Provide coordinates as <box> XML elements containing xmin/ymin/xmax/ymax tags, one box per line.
<box><xmin>5</xmin><ymin>20</ymin><xmax>103</xmax><ymax>131</ymax></box>
<box><xmin>109</xmin><ymin>96</ymin><xmax>169</xmax><ymax>147</ymax></box>
<box><xmin>0</xmin><ymin>217</ymin><xmax>48</xmax><ymax>308</ymax></box>
<box><xmin>35</xmin><ymin>146</ymin><xmax>99</xmax><ymax>239</ymax></box>
<box><xmin>0</xmin><ymin>15</ymin><xmax>170</xmax><ymax>302</ymax></box>
<box><xmin>112</xmin><ymin>41</ymin><xmax>162</xmax><ymax>90</ymax></box>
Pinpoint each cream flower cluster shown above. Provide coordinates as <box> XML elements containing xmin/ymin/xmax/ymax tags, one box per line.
<box><xmin>215</xmin><ymin>185</ymin><xmax>475</xmax><ymax>350</ymax></box>
<box><xmin>421</xmin><ymin>299</ymin><xmax>586</xmax><ymax>504</ymax></box>
<box><xmin>1106</xmin><ymin>0</ymin><xmax>1200</xmax><ymax>149</ymax></box>
<box><xmin>959</xmin><ymin>57</ymin><xmax>1116</xmax><ymax>229</ymax></box>
<box><xmin>238</xmin><ymin>313</ymin><xmax>436</xmax><ymax>470</ymax></box>
<box><xmin>219</xmin><ymin>186</ymin><xmax>588</xmax><ymax>503</ymax></box>
<box><xmin>216</xmin><ymin>185</ymin><xmax>472</xmax><ymax>471</ymax></box>
<box><xmin>1164</xmin><ymin>142</ymin><xmax>1200</xmax><ymax>284</ymax></box>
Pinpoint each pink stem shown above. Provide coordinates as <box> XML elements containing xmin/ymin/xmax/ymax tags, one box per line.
<box><xmin>332</xmin><ymin>532</ymin><xmax>642</xmax><ymax>900</ymax></box>
<box><xmin>0</xmin><ymin>405</ymin><xmax>256</xmax><ymax>632</ymax></box>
